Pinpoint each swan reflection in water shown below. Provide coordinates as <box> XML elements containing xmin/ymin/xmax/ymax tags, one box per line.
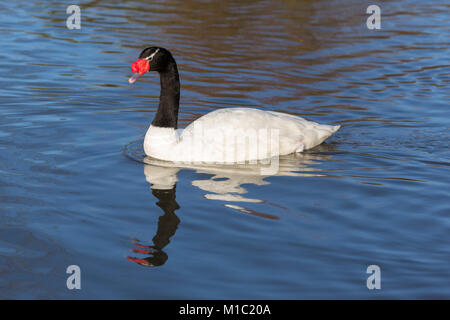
<box><xmin>127</xmin><ymin>184</ymin><xmax>180</xmax><ymax>267</ymax></box>
<box><xmin>127</xmin><ymin>144</ymin><xmax>336</xmax><ymax>267</ymax></box>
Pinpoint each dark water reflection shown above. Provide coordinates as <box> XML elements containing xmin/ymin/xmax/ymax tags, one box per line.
<box><xmin>128</xmin><ymin>186</ymin><xmax>180</xmax><ymax>267</ymax></box>
<box><xmin>0</xmin><ymin>0</ymin><xmax>449</xmax><ymax>298</ymax></box>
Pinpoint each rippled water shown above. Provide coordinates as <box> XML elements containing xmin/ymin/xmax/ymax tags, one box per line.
<box><xmin>0</xmin><ymin>0</ymin><xmax>449</xmax><ymax>298</ymax></box>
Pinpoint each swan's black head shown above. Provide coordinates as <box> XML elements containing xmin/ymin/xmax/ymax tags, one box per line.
<box><xmin>129</xmin><ymin>47</ymin><xmax>174</xmax><ymax>84</ymax></box>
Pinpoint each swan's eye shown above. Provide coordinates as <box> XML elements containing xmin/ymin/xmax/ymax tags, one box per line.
<box><xmin>145</xmin><ymin>48</ymin><xmax>160</xmax><ymax>62</ymax></box>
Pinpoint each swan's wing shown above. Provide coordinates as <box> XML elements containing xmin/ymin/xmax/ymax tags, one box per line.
<box><xmin>178</xmin><ymin>108</ymin><xmax>339</xmax><ymax>161</ymax></box>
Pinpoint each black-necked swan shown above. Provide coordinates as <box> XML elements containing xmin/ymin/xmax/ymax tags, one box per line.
<box><xmin>129</xmin><ymin>47</ymin><xmax>340</xmax><ymax>163</ymax></box>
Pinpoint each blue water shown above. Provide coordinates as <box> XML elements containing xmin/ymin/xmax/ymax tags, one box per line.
<box><xmin>0</xmin><ymin>0</ymin><xmax>449</xmax><ymax>299</ymax></box>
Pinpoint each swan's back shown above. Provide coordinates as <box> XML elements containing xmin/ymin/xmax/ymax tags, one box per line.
<box><xmin>175</xmin><ymin>108</ymin><xmax>339</xmax><ymax>163</ymax></box>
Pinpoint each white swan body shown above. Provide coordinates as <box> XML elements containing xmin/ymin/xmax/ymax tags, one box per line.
<box><xmin>144</xmin><ymin>108</ymin><xmax>340</xmax><ymax>163</ymax></box>
<box><xmin>129</xmin><ymin>47</ymin><xmax>340</xmax><ymax>164</ymax></box>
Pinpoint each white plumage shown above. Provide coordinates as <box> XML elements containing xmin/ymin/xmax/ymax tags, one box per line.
<box><xmin>144</xmin><ymin>108</ymin><xmax>340</xmax><ymax>163</ymax></box>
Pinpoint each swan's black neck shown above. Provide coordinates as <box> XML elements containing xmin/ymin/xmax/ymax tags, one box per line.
<box><xmin>152</xmin><ymin>58</ymin><xmax>180</xmax><ymax>129</ymax></box>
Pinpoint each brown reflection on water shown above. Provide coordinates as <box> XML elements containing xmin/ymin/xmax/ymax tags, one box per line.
<box><xmin>106</xmin><ymin>0</ymin><xmax>379</xmax><ymax>112</ymax></box>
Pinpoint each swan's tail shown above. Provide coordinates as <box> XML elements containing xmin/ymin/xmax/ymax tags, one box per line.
<box><xmin>319</xmin><ymin>124</ymin><xmax>340</xmax><ymax>139</ymax></box>
<box><xmin>305</xmin><ymin>124</ymin><xmax>340</xmax><ymax>149</ymax></box>
<box><xmin>331</xmin><ymin>125</ymin><xmax>341</xmax><ymax>134</ymax></box>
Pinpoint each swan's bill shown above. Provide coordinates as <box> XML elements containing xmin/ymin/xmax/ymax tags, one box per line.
<box><xmin>128</xmin><ymin>73</ymin><xmax>141</xmax><ymax>84</ymax></box>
